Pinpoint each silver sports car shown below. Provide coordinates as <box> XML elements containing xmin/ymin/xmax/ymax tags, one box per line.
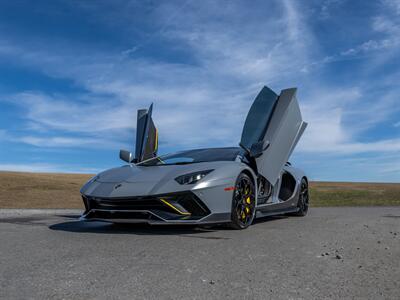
<box><xmin>80</xmin><ymin>86</ymin><xmax>308</xmax><ymax>229</ymax></box>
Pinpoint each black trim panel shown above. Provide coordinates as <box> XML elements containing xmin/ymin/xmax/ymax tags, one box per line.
<box><xmin>82</xmin><ymin>191</ymin><xmax>211</xmax><ymax>222</ymax></box>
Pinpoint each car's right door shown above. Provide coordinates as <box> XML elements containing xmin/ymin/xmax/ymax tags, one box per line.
<box><xmin>240</xmin><ymin>87</ymin><xmax>307</xmax><ymax>185</ymax></box>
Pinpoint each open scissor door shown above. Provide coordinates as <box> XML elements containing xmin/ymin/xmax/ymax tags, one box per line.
<box><xmin>135</xmin><ymin>103</ymin><xmax>158</xmax><ymax>162</ymax></box>
<box><xmin>240</xmin><ymin>87</ymin><xmax>307</xmax><ymax>185</ymax></box>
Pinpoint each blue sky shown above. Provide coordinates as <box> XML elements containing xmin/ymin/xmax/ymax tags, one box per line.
<box><xmin>0</xmin><ymin>0</ymin><xmax>399</xmax><ymax>182</ymax></box>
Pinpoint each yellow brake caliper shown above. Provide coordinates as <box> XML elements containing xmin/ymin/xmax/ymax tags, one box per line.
<box><xmin>241</xmin><ymin>186</ymin><xmax>252</xmax><ymax>220</ymax></box>
<box><xmin>245</xmin><ymin>197</ymin><xmax>251</xmax><ymax>215</ymax></box>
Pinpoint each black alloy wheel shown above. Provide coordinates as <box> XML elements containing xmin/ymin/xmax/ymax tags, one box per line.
<box><xmin>230</xmin><ymin>173</ymin><xmax>256</xmax><ymax>229</ymax></box>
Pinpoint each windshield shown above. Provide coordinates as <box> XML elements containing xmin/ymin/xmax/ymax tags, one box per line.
<box><xmin>137</xmin><ymin>147</ymin><xmax>242</xmax><ymax>166</ymax></box>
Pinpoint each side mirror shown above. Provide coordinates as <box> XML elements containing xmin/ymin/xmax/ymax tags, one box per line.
<box><xmin>119</xmin><ymin>149</ymin><xmax>133</xmax><ymax>163</ymax></box>
<box><xmin>249</xmin><ymin>140</ymin><xmax>270</xmax><ymax>158</ymax></box>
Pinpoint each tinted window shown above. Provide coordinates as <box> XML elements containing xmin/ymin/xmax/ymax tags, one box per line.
<box><xmin>240</xmin><ymin>86</ymin><xmax>278</xmax><ymax>150</ymax></box>
<box><xmin>138</xmin><ymin>147</ymin><xmax>242</xmax><ymax>166</ymax></box>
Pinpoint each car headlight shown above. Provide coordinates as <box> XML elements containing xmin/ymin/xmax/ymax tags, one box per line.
<box><xmin>175</xmin><ymin>170</ymin><xmax>214</xmax><ymax>185</ymax></box>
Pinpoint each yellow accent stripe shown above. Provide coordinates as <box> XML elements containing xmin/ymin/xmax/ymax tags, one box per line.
<box><xmin>160</xmin><ymin>199</ymin><xmax>191</xmax><ymax>216</ymax></box>
<box><xmin>154</xmin><ymin>128</ymin><xmax>158</xmax><ymax>152</ymax></box>
<box><xmin>157</xmin><ymin>156</ymin><xmax>165</xmax><ymax>164</ymax></box>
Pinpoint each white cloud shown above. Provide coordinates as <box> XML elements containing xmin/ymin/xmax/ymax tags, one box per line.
<box><xmin>0</xmin><ymin>163</ymin><xmax>98</xmax><ymax>174</ymax></box>
<box><xmin>341</xmin><ymin>39</ymin><xmax>399</xmax><ymax>57</ymax></box>
<box><xmin>17</xmin><ymin>135</ymin><xmax>120</xmax><ymax>148</ymax></box>
<box><xmin>299</xmin><ymin>138</ymin><xmax>400</xmax><ymax>155</ymax></box>
<box><xmin>312</xmin><ymin>1</ymin><xmax>400</xmax><ymax>69</ymax></box>
<box><xmin>317</xmin><ymin>0</ymin><xmax>344</xmax><ymax>20</ymax></box>
<box><xmin>1</xmin><ymin>0</ymin><xmax>317</xmax><ymax>151</ymax></box>
<box><xmin>0</xmin><ymin>0</ymin><xmax>399</xmax><ymax>182</ymax></box>
<box><xmin>382</xmin><ymin>0</ymin><xmax>400</xmax><ymax>15</ymax></box>
<box><xmin>0</xmin><ymin>163</ymin><xmax>60</xmax><ymax>173</ymax></box>
<box><xmin>11</xmin><ymin>92</ymin><xmax>135</xmax><ymax>133</ymax></box>
<box><xmin>295</xmin><ymin>82</ymin><xmax>400</xmax><ymax>156</ymax></box>
<box><xmin>294</xmin><ymin>151</ymin><xmax>400</xmax><ymax>182</ymax></box>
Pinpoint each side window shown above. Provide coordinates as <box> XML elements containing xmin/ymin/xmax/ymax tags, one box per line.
<box><xmin>240</xmin><ymin>86</ymin><xmax>278</xmax><ymax>150</ymax></box>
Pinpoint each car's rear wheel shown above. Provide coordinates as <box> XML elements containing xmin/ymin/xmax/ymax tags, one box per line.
<box><xmin>293</xmin><ymin>178</ymin><xmax>309</xmax><ymax>216</ymax></box>
<box><xmin>229</xmin><ymin>173</ymin><xmax>256</xmax><ymax>229</ymax></box>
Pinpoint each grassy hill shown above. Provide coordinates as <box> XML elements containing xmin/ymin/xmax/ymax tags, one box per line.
<box><xmin>0</xmin><ymin>171</ymin><xmax>399</xmax><ymax>209</ymax></box>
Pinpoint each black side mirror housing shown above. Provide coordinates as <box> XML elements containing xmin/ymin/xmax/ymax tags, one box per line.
<box><xmin>119</xmin><ymin>149</ymin><xmax>133</xmax><ymax>163</ymax></box>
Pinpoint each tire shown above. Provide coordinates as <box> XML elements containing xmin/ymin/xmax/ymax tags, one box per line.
<box><xmin>229</xmin><ymin>173</ymin><xmax>256</xmax><ymax>229</ymax></box>
<box><xmin>293</xmin><ymin>178</ymin><xmax>309</xmax><ymax>216</ymax></box>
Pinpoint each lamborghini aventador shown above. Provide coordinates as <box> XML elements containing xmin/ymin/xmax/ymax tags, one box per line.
<box><xmin>80</xmin><ymin>86</ymin><xmax>309</xmax><ymax>229</ymax></box>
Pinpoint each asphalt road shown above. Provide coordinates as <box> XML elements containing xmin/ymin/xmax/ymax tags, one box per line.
<box><xmin>0</xmin><ymin>207</ymin><xmax>399</xmax><ymax>300</ymax></box>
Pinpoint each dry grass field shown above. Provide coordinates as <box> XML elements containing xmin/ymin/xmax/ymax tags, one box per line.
<box><xmin>310</xmin><ymin>181</ymin><xmax>400</xmax><ymax>207</ymax></box>
<box><xmin>0</xmin><ymin>171</ymin><xmax>399</xmax><ymax>208</ymax></box>
<box><xmin>0</xmin><ymin>171</ymin><xmax>91</xmax><ymax>208</ymax></box>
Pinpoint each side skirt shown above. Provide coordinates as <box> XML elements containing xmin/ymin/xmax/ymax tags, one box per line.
<box><xmin>255</xmin><ymin>206</ymin><xmax>299</xmax><ymax>218</ymax></box>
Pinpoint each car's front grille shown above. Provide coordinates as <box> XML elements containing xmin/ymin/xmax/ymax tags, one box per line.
<box><xmin>89</xmin><ymin>197</ymin><xmax>165</xmax><ymax>211</ymax></box>
<box><xmin>174</xmin><ymin>193</ymin><xmax>210</xmax><ymax>216</ymax></box>
<box><xmin>88</xmin><ymin>210</ymin><xmax>153</xmax><ymax>221</ymax></box>
<box><xmin>83</xmin><ymin>192</ymin><xmax>210</xmax><ymax>221</ymax></box>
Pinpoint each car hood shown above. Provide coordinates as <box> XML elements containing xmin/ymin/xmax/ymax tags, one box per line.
<box><xmin>96</xmin><ymin>164</ymin><xmax>172</xmax><ymax>184</ymax></box>
<box><xmin>81</xmin><ymin>161</ymin><xmax>238</xmax><ymax>198</ymax></box>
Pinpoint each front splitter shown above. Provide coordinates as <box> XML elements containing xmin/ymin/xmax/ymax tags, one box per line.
<box><xmin>80</xmin><ymin>210</ymin><xmax>231</xmax><ymax>225</ymax></box>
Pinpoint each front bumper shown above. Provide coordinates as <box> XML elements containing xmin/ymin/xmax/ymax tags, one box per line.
<box><xmin>80</xmin><ymin>191</ymin><xmax>231</xmax><ymax>225</ymax></box>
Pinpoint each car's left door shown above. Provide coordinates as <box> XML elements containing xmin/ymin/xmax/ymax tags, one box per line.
<box><xmin>135</xmin><ymin>103</ymin><xmax>158</xmax><ymax>162</ymax></box>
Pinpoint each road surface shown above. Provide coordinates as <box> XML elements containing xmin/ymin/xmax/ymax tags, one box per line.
<box><xmin>0</xmin><ymin>207</ymin><xmax>399</xmax><ymax>299</ymax></box>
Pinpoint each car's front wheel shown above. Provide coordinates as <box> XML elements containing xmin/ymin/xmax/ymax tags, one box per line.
<box><xmin>229</xmin><ymin>173</ymin><xmax>256</xmax><ymax>230</ymax></box>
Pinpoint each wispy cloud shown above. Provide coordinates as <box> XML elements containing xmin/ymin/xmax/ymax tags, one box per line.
<box><xmin>382</xmin><ymin>0</ymin><xmax>400</xmax><ymax>14</ymax></box>
<box><xmin>0</xmin><ymin>0</ymin><xmax>315</xmax><ymax>150</ymax></box>
<box><xmin>318</xmin><ymin>0</ymin><xmax>400</xmax><ymax>66</ymax></box>
<box><xmin>299</xmin><ymin>138</ymin><xmax>400</xmax><ymax>155</ymax></box>
<box><xmin>0</xmin><ymin>163</ymin><xmax>98</xmax><ymax>174</ymax></box>
<box><xmin>0</xmin><ymin>0</ymin><xmax>399</xmax><ymax>180</ymax></box>
<box><xmin>318</xmin><ymin>0</ymin><xmax>344</xmax><ymax>20</ymax></box>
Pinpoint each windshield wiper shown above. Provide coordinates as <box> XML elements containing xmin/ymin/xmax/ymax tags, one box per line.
<box><xmin>173</xmin><ymin>160</ymin><xmax>210</xmax><ymax>165</ymax></box>
<box><xmin>172</xmin><ymin>161</ymin><xmax>195</xmax><ymax>165</ymax></box>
